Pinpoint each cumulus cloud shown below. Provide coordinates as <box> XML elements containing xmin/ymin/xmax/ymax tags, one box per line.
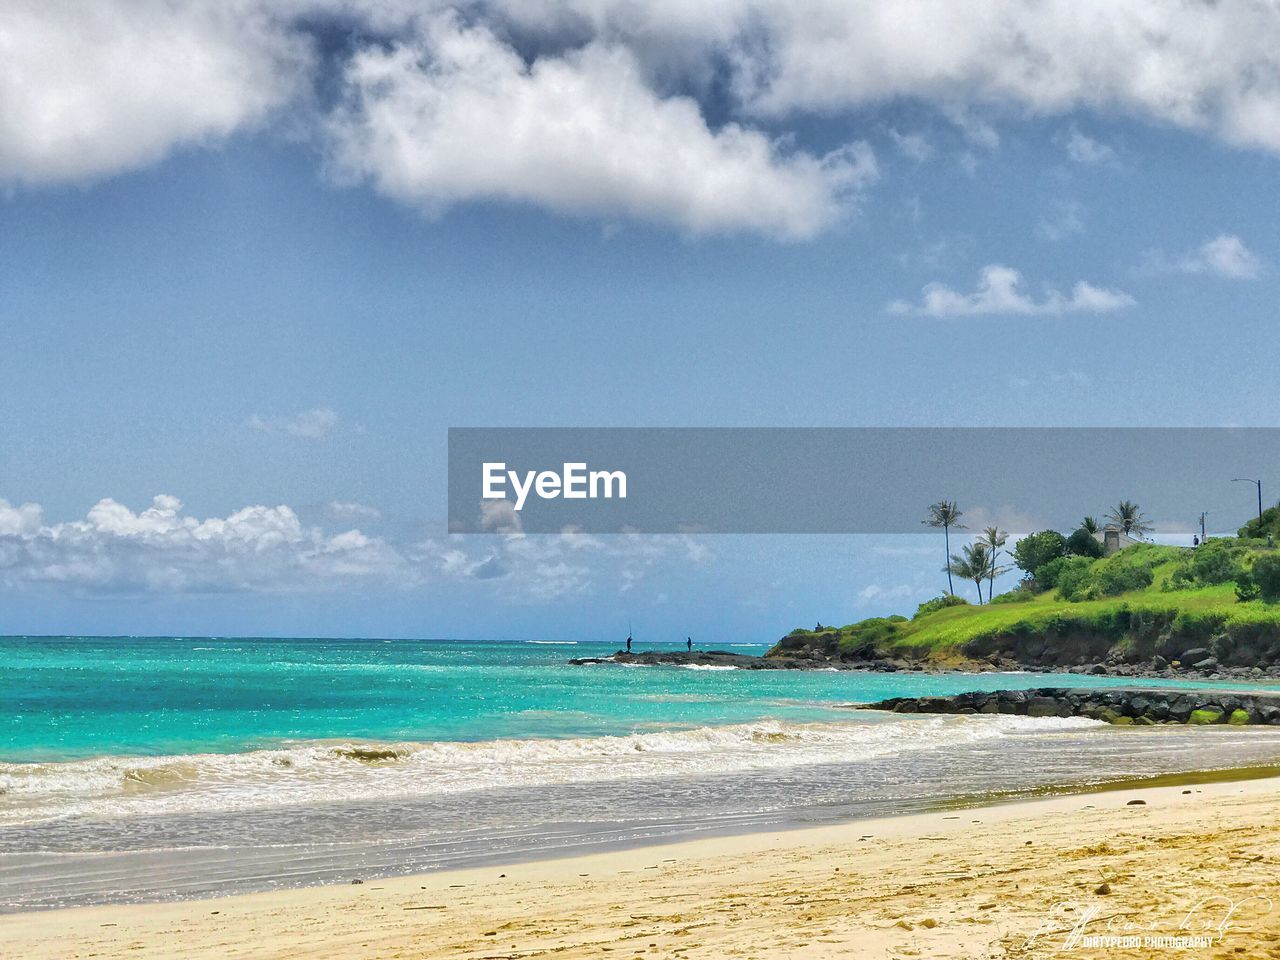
<box><xmin>8</xmin><ymin>2</ymin><xmax>1280</xmax><ymax>234</ymax></box>
<box><xmin>889</xmin><ymin>264</ymin><xmax>1136</xmax><ymax>318</ymax></box>
<box><xmin>0</xmin><ymin>0</ymin><xmax>310</xmax><ymax>185</ymax></box>
<box><xmin>246</xmin><ymin>407</ymin><xmax>341</xmax><ymax>439</ymax></box>
<box><xmin>0</xmin><ymin>492</ymin><xmax>712</xmax><ymax>601</ymax></box>
<box><xmin>716</xmin><ymin>0</ymin><xmax>1280</xmax><ymax>154</ymax></box>
<box><xmin>0</xmin><ymin>494</ymin><xmax>402</xmax><ymax>594</ymax></box>
<box><xmin>1144</xmin><ymin>233</ymin><xmax>1263</xmax><ymax>280</ymax></box>
<box><xmin>325</xmin><ymin>15</ymin><xmax>876</xmax><ymax>240</ymax></box>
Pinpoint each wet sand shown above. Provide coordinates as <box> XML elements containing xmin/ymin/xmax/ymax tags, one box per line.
<box><xmin>3</xmin><ymin>777</ymin><xmax>1278</xmax><ymax>959</ymax></box>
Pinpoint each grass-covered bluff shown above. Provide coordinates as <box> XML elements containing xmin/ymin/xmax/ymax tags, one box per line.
<box><xmin>768</xmin><ymin>540</ymin><xmax>1280</xmax><ymax>675</ymax></box>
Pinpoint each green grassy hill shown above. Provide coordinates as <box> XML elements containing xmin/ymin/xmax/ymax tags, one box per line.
<box><xmin>769</xmin><ymin>541</ymin><xmax>1280</xmax><ymax>672</ymax></box>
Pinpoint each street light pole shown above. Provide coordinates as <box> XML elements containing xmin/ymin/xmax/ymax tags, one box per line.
<box><xmin>1233</xmin><ymin>478</ymin><xmax>1263</xmax><ymax>522</ymax></box>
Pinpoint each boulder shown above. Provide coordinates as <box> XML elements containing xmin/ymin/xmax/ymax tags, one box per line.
<box><xmin>1228</xmin><ymin>709</ymin><xmax>1252</xmax><ymax>726</ymax></box>
<box><xmin>1025</xmin><ymin>697</ymin><xmax>1061</xmax><ymax>718</ymax></box>
<box><xmin>1191</xmin><ymin>657</ymin><xmax>1220</xmax><ymax>672</ymax></box>
<box><xmin>1188</xmin><ymin>707</ymin><xmax>1225</xmax><ymax>725</ymax></box>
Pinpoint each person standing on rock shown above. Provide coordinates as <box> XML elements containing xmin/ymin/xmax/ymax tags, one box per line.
<box><xmin>686</xmin><ymin>637</ymin><xmax>693</xmax><ymax>653</ymax></box>
<box><xmin>626</xmin><ymin>635</ymin><xmax>632</xmax><ymax>654</ymax></box>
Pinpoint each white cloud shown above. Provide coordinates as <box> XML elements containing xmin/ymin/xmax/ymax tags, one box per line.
<box><xmin>1145</xmin><ymin>233</ymin><xmax>1263</xmax><ymax>280</ymax></box>
<box><xmin>325</xmin><ymin>500</ymin><xmax>382</xmax><ymax>520</ymax></box>
<box><xmin>0</xmin><ymin>499</ymin><xmax>42</xmax><ymax>536</ymax></box>
<box><xmin>715</xmin><ymin>1</ymin><xmax>1280</xmax><ymax>155</ymax></box>
<box><xmin>0</xmin><ymin>491</ymin><xmax>715</xmax><ymax>601</ymax></box>
<box><xmin>888</xmin><ymin>264</ymin><xmax>1135</xmax><ymax>318</ymax></box>
<box><xmin>246</xmin><ymin>407</ymin><xmax>341</xmax><ymax>439</ymax></box>
<box><xmin>0</xmin><ymin>494</ymin><xmax>401</xmax><ymax>594</ymax></box>
<box><xmin>8</xmin><ymin>1</ymin><xmax>1280</xmax><ymax>235</ymax></box>
<box><xmin>1064</xmin><ymin>127</ymin><xmax>1118</xmax><ymax>166</ymax></box>
<box><xmin>0</xmin><ymin>0</ymin><xmax>310</xmax><ymax>185</ymax></box>
<box><xmin>325</xmin><ymin>15</ymin><xmax>876</xmax><ymax>240</ymax></box>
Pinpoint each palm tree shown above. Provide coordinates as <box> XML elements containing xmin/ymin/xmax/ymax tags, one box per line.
<box><xmin>947</xmin><ymin>542</ymin><xmax>990</xmax><ymax>605</ymax></box>
<box><xmin>980</xmin><ymin>526</ymin><xmax>1009</xmax><ymax>601</ymax></box>
<box><xmin>1080</xmin><ymin>516</ymin><xmax>1100</xmax><ymax>535</ymax></box>
<box><xmin>1106</xmin><ymin>501</ymin><xmax>1153</xmax><ymax>538</ymax></box>
<box><xmin>977</xmin><ymin>529</ymin><xmax>1008</xmax><ymax>599</ymax></box>
<box><xmin>924</xmin><ymin>501</ymin><xmax>966</xmax><ymax>594</ymax></box>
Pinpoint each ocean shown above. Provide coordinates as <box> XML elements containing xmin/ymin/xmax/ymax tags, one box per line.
<box><xmin>5</xmin><ymin>635</ymin><xmax>1280</xmax><ymax>912</ymax></box>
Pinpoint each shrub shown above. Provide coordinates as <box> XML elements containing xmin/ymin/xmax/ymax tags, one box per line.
<box><xmin>1054</xmin><ymin>556</ymin><xmax>1099</xmax><ymax>601</ymax></box>
<box><xmin>1065</xmin><ymin>527</ymin><xmax>1104</xmax><ymax>558</ymax></box>
<box><xmin>1036</xmin><ymin>554</ymin><xmax>1092</xmax><ymax>592</ymax></box>
<box><xmin>1236</xmin><ymin>569</ymin><xmax>1261</xmax><ymax>602</ymax></box>
<box><xmin>1190</xmin><ymin>538</ymin><xmax>1248</xmax><ymax>585</ymax></box>
<box><xmin>1013</xmin><ymin>530</ymin><xmax>1067</xmax><ymax>579</ymax></box>
<box><xmin>1253</xmin><ymin>553</ymin><xmax>1280</xmax><ymax>603</ymax></box>
<box><xmin>1092</xmin><ymin>560</ymin><xmax>1154</xmax><ymax>596</ymax></box>
<box><xmin>913</xmin><ymin>594</ymin><xmax>969</xmax><ymax>619</ymax></box>
<box><xmin>991</xmin><ymin>584</ymin><xmax>1036</xmax><ymax>604</ymax></box>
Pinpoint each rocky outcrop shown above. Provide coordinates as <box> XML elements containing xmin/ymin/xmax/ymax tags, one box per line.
<box><xmin>861</xmin><ymin>687</ymin><xmax>1280</xmax><ymax>725</ymax></box>
<box><xmin>767</xmin><ymin>632</ymin><xmax>1280</xmax><ymax>681</ymax></box>
<box><xmin>567</xmin><ymin>650</ymin><xmax>860</xmax><ymax>670</ymax></box>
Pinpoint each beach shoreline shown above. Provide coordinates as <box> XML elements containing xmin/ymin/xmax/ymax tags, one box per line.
<box><xmin>4</xmin><ymin>772</ymin><xmax>1278</xmax><ymax>959</ymax></box>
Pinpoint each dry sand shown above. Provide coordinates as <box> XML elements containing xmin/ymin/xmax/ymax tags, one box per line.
<box><xmin>3</xmin><ymin>777</ymin><xmax>1278</xmax><ymax>959</ymax></box>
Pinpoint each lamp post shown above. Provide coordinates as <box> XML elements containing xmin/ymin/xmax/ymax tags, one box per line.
<box><xmin>1233</xmin><ymin>478</ymin><xmax>1263</xmax><ymax>522</ymax></box>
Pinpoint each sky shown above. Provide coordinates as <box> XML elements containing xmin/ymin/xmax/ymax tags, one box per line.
<box><xmin>2</xmin><ymin>0</ymin><xmax>1279</xmax><ymax>640</ymax></box>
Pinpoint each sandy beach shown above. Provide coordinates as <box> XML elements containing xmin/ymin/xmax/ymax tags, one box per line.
<box><xmin>4</xmin><ymin>776</ymin><xmax>1277</xmax><ymax>960</ymax></box>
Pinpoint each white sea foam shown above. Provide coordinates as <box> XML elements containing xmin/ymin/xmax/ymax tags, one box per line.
<box><xmin>0</xmin><ymin>715</ymin><xmax>1100</xmax><ymax>827</ymax></box>
<box><xmin>678</xmin><ymin>663</ymin><xmax>737</xmax><ymax>671</ymax></box>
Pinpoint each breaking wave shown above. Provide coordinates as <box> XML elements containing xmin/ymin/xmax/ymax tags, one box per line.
<box><xmin>0</xmin><ymin>715</ymin><xmax>1098</xmax><ymax>826</ymax></box>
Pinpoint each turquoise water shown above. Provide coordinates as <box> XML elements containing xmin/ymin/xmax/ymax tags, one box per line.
<box><xmin>8</xmin><ymin>636</ymin><xmax>1280</xmax><ymax>911</ymax></box>
<box><xmin>7</xmin><ymin>635</ymin><xmax>1272</xmax><ymax>762</ymax></box>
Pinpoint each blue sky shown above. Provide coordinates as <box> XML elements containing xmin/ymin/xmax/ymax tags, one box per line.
<box><xmin>2</xmin><ymin>1</ymin><xmax>1279</xmax><ymax>640</ymax></box>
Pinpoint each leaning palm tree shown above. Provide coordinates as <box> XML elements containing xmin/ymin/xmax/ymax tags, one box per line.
<box><xmin>1106</xmin><ymin>501</ymin><xmax>1153</xmax><ymax>538</ymax></box>
<box><xmin>947</xmin><ymin>542</ymin><xmax>990</xmax><ymax>605</ymax></box>
<box><xmin>924</xmin><ymin>501</ymin><xmax>966</xmax><ymax>595</ymax></box>
<box><xmin>979</xmin><ymin>526</ymin><xmax>1008</xmax><ymax>601</ymax></box>
<box><xmin>1080</xmin><ymin>516</ymin><xmax>1100</xmax><ymax>535</ymax></box>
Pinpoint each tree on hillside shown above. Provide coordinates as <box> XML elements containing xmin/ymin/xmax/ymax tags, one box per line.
<box><xmin>924</xmin><ymin>501</ymin><xmax>966</xmax><ymax>595</ymax></box>
<box><xmin>1080</xmin><ymin>516</ymin><xmax>1100</xmax><ymax>535</ymax></box>
<box><xmin>1238</xmin><ymin>503</ymin><xmax>1280</xmax><ymax>541</ymax></box>
<box><xmin>979</xmin><ymin>526</ymin><xmax>1009</xmax><ymax>601</ymax></box>
<box><xmin>1106</xmin><ymin>500</ymin><xmax>1153</xmax><ymax>538</ymax></box>
<box><xmin>947</xmin><ymin>542</ymin><xmax>991</xmax><ymax>605</ymax></box>
<box><xmin>1065</xmin><ymin>526</ymin><xmax>1104</xmax><ymax>558</ymax></box>
<box><xmin>1012</xmin><ymin>530</ymin><xmax>1067</xmax><ymax>580</ymax></box>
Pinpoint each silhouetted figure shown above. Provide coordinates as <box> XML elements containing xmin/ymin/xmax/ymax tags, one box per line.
<box><xmin>686</xmin><ymin>636</ymin><xmax>692</xmax><ymax>652</ymax></box>
<box><xmin>626</xmin><ymin>635</ymin><xmax>632</xmax><ymax>653</ymax></box>
<box><xmin>1193</xmin><ymin>535</ymin><xmax>1200</xmax><ymax>547</ymax></box>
